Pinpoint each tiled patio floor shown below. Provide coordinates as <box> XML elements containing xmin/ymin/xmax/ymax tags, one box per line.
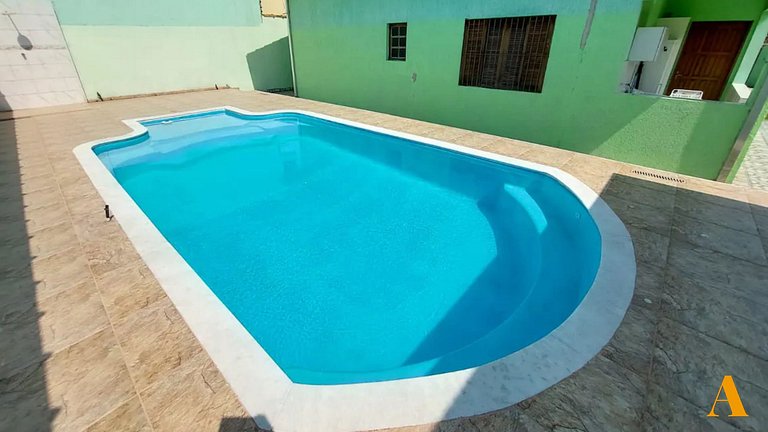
<box><xmin>1</xmin><ymin>89</ymin><xmax>767</xmax><ymax>432</ymax></box>
<box><xmin>734</xmin><ymin>121</ymin><xmax>768</xmax><ymax>192</ymax></box>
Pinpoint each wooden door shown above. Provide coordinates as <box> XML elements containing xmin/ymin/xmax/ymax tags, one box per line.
<box><xmin>666</xmin><ymin>21</ymin><xmax>751</xmax><ymax>100</ymax></box>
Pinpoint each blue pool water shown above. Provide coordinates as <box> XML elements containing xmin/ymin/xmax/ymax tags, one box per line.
<box><xmin>95</xmin><ymin>110</ymin><xmax>601</xmax><ymax>385</ymax></box>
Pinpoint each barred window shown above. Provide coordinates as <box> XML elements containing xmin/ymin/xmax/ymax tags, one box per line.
<box><xmin>459</xmin><ymin>16</ymin><xmax>556</xmax><ymax>93</ymax></box>
<box><xmin>388</xmin><ymin>23</ymin><xmax>407</xmax><ymax>61</ymax></box>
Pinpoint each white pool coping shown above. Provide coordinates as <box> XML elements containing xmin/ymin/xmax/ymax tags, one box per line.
<box><xmin>73</xmin><ymin>106</ymin><xmax>636</xmax><ymax>432</ymax></box>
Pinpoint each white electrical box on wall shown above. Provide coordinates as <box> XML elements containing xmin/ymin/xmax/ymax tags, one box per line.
<box><xmin>627</xmin><ymin>27</ymin><xmax>668</xmax><ymax>62</ymax></box>
<box><xmin>636</xmin><ymin>18</ymin><xmax>691</xmax><ymax>95</ymax></box>
<box><xmin>638</xmin><ymin>39</ymin><xmax>682</xmax><ymax>94</ymax></box>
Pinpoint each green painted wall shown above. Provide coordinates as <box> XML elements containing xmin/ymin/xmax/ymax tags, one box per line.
<box><xmin>735</xmin><ymin>10</ymin><xmax>768</xmax><ymax>84</ymax></box>
<box><xmin>289</xmin><ymin>0</ymin><xmax>768</xmax><ymax>179</ymax></box>
<box><xmin>51</xmin><ymin>0</ymin><xmax>292</xmax><ymax>99</ymax></box>
<box><xmin>661</xmin><ymin>0</ymin><xmax>767</xmax><ymax>21</ymax></box>
<box><xmin>52</xmin><ymin>0</ymin><xmax>263</xmax><ymax>26</ymax></box>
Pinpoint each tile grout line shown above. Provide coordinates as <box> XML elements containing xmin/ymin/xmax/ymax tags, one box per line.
<box><xmin>667</xmin><ymin>210</ymin><xmax>768</xmax><ymax>267</ymax></box>
<box><xmin>637</xmin><ymin>182</ymin><xmax>678</xmax><ymax>423</ymax></box>
<box><xmin>662</xmin><ymin>312</ymin><xmax>768</xmax><ymax>365</ymax></box>
<box><xmin>40</xmin><ymin>120</ymin><xmax>157</xmax><ymax>432</ymax></box>
<box><xmin>746</xmin><ymin>197</ymin><xmax>768</xmax><ymax>280</ymax></box>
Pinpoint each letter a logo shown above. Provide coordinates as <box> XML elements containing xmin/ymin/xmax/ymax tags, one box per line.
<box><xmin>708</xmin><ymin>375</ymin><xmax>748</xmax><ymax>417</ymax></box>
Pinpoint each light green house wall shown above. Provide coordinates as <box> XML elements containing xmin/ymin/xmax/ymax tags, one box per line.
<box><xmin>51</xmin><ymin>0</ymin><xmax>293</xmax><ymax>100</ymax></box>
<box><xmin>289</xmin><ymin>0</ymin><xmax>768</xmax><ymax>179</ymax></box>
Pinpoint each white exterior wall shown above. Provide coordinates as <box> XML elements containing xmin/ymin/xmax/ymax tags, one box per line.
<box><xmin>0</xmin><ymin>0</ymin><xmax>85</xmax><ymax>111</ymax></box>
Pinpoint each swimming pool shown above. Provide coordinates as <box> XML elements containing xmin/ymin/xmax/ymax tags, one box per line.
<box><xmin>75</xmin><ymin>107</ymin><xmax>634</xmax><ymax>430</ymax></box>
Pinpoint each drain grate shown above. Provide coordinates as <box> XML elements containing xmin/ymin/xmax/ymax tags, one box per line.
<box><xmin>630</xmin><ymin>169</ymin><xmax>685</xmax><ymax>183</ymax></box>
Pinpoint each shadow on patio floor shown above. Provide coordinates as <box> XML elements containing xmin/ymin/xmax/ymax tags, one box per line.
<box><xmin>0</xmin><ymin>92</ymin><xmax>58</xmax><ymax>431</ymax></box>
<box><xmin>218</xmin><ymin>172</ymin><xmax>768</xmax><ymax>432</ymax></box>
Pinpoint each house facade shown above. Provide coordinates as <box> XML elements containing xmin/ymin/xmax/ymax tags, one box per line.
<box><xmin>287</xmin><ymin>0</ymin><xmax>768</xmax><ymax>180</ymax></box>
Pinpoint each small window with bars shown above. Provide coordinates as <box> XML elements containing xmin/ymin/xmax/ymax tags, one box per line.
<box><xmin>459</xmin><ymin>16</ymin><xmax>556</xmax><ymax>93</ymax></box>
<box><xmin>388</xmin><ymin>23</ymin><xmax>407</xmax><ymax>61</ymax></box>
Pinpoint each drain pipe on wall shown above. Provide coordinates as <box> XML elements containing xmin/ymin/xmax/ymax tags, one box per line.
<box><xmin>284</xmin><ymin>0</ymin><xmax>299</xmax><ymax>97</ymax></box>
<box><xmin>580</xmin><ymin>0</ymin><xmax>598</xmax><ymax>49</ymax></box>
<box><xmin>717</xmin><ymin>77</ymin><xmax>768</xmax><ymax>182</ymax></box>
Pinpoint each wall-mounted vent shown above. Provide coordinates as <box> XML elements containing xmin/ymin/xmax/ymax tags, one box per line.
<box><xmin>630</xmin><ymin>169</ymin><xmax>685</xmax><ymax>183</ymax></box>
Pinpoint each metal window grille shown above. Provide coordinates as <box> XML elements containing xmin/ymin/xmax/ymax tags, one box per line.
<box><xmin>459</xmin><ymin>16</ymin><xmax>556</xmax><ymax>93</ymax></box>
<box><xmin>388</xmin><ymin>23</ymin><xmax>407</xmax><ymax>61</ymax></box>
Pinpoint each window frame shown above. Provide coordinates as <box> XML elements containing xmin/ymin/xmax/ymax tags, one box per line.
<box><xmin>458</xmin><ymin>15</ymin><xmax>556</xmax><ymax>93</ymax></box>
<box><xmin>387</xmin><ymin>22</ymin><xmax>408</xmax><ymax>61</ymax></box>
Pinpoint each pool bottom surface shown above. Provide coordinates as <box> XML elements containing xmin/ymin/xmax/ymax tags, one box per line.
<box><xmin>96</xmin><ymin>111</ymin><xmax>601</xmax><ymax>385</ymax></box>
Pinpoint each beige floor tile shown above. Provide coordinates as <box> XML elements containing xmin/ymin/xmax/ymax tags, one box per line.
<box><xmin>20</xmin><ymin>186</ymin><xmax>64</xmax><ymax>212</ymax></box>
<box><xmin>29</xmin><ymin>247</ymin><xmax>93</xmax><ymax>299</ymax></box>
<box><xmin>95</xmin><ymin>260</ymin><xmax>166</xmax><ymax>324</ymax></box>
<box><xmin>424</xmin><ymin>126</ymin><xmax>474</xmax><ymax>143</ymax></box>
<box><xmin>517</xmin><ymin>355</ymin><xmax>644</xmax><ymax>432</ymax></box>
<box><xmin>561</xmin><ymin>154</ymin><xmax>622</xmax><ymax>193</ymax></box>
<box><xmin>1</xmin><ymin>280</ymin><xmax>110</xmax><ymax>379</ymax></box>
<box><xmin>50</xmin><ymin>159</ymin><xmax>87</xmax><ymax>181</ymax></box>
<box><xmin>15</xmin><ymin>154</ymin><xmax>49</xmax><ymax>169</ymax></box>
<box><xmin>84</xmin><ymin>396</ymin><xmax>151</xmax><ymax>432</ymax></box>
<box><xmin>762</xmin><ymin>236</ymin><xmax>768</xmax><ymax>262</ymax></box>
<box><xmin>0</xmin><ymin>352</ymin><xmax>59</xmax><ymax>432</ymax></box>
<box><xmin>666</xmin><ymin>239</ymin><xmax>768</xmax><ymax>307</ymax></box>
<box><xmin>37</xmin><ymin>280</ymin><xmax>110</xmax><ymax>352</ymax></box>
<box><xmin>0</xmin><ymin>274</ymin><xmax>37</xmax><ymax>315</ymax></box>
<box><xmin>633</xmin><ymin>261</ymin><xmax>666</xmax><ymax>309</ymax></box>
<box><xmin>382</xmin><ymin>407</ymin><xmax>537</xmax><ymax>432</ymax></box>
<box><xmin>627</xmin><ymin>225</ymin><xmax>670</xmax><ymax>268</ymax></box>
<box><xmin>651</xmin><ymin>319</ymin><xmax>767</xmax><ymax>432</ymax></box>
<box><xmin>601</xmin><ymin>193</ymin><xmax>672</xmax><ymax>236</ymax></box>
<box><xmin>24</xmin><ymin>221</ymin><xmax>80</xmax><ymax>260</ymax></box>
<box><xmin>519</xmin><ymin>145</ymin><xmax>575</xmax><ymax>168</ymax></box>
<box><xmin>671</xmin><ymin>213</ymin><xmax>767</xmax><ymax>265</ymax></box>
<box><xmin>113</xmin><ymin>297</ymin><xmax>204</xmax><ymax>391</ymax></box>
<box><xmin>641</xmin><ymin>383</ymin><xmax>742</xmax><ymax>432</ymax></box>
<box><xmin>747</xmin><ymin>188</ymin><xmax>768</xmax><ymax>207</ymax></box>
<box><xmin>81</xmin><ymin>233</ymin><xmax>142</xmax><ymax>278</ymax></box>
<box><xmin>140</xmin><ymin>352</ymin><xmax>256</xmax><ymax>432</ymax></box>
<box><xmin>72</xmin><ymin>212</ymin><xmax>126</xmax><ymax>243</ymax></box>
<box><xmin>18</xmin><ymin>172</ymin><xmax>58</xmax><ymax>196</ymax></box>
<box><xmin>662</xmin><ymin>270</ymin><xmax>768</xmax><ymax>360</ymax></box>
<box><xmin>452</xmin><ymin>131</ymin><xmax>503</xmax><ymax>150</ymax></box>
<box><xmin>0</xmin><ymin>283</ymin><xmax>44</xmax><ymax>379</ymax></box>
<box><xmin>22</xmin><ymin>200</ymin><xmax>72</xmax><ymax>232</ymax></box>
<box><xmin>480</xmin><ymin>138</ymin><xmax>535</xmax><ymax>158</ymax></box>
<box><xmin>675</xmin><ymin>189</ymin><xmax>758</xmax><ymax>235</ymax></box>
<box><xmin>65</xmin><ymin>188</ymin><xmax>104</xmax><ymax>217</ymax></box>
<box><xmin>46</xmin><ymin>328</ymin><xmax>136</xmax><ymax>432</ymax></box>
<box><xmin>58</xmin><ymin>173</ymin><xmax>99</xmax><ymax>204</ymax></box>
<box><xmin>679</xmin><ymin>179</ymin><xmax>751</xmax><ymax>211</ymax></box>
<box><xmin>0</xmin><ymin>212</ymin><xmax>28</xmax><ymax>245</ymax></box>
<box><xmin>18</xmin><ymin>160</ymin><xmax>54</xmax><ymax>180</ymax></box>
<box><xmin>601</xmin><ymin>302</ymin><xmax>658</xmax><ymax>377</ymax></box>
<box><xmin>752</xmin><ymin>205</ymin><xmax>768</xmax><ymax>240</ymax></box>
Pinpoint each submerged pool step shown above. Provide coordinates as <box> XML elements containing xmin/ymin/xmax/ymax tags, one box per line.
<box><xmin>500</xmin><ymin>184</ymin><xmax>548</xmax><ymax>234</ymax></box>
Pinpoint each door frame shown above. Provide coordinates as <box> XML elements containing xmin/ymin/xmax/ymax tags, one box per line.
<box><xmin>665</xmin><ymin>20</ymin><xmax>753</xmax><ymax>100</ymax></box>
